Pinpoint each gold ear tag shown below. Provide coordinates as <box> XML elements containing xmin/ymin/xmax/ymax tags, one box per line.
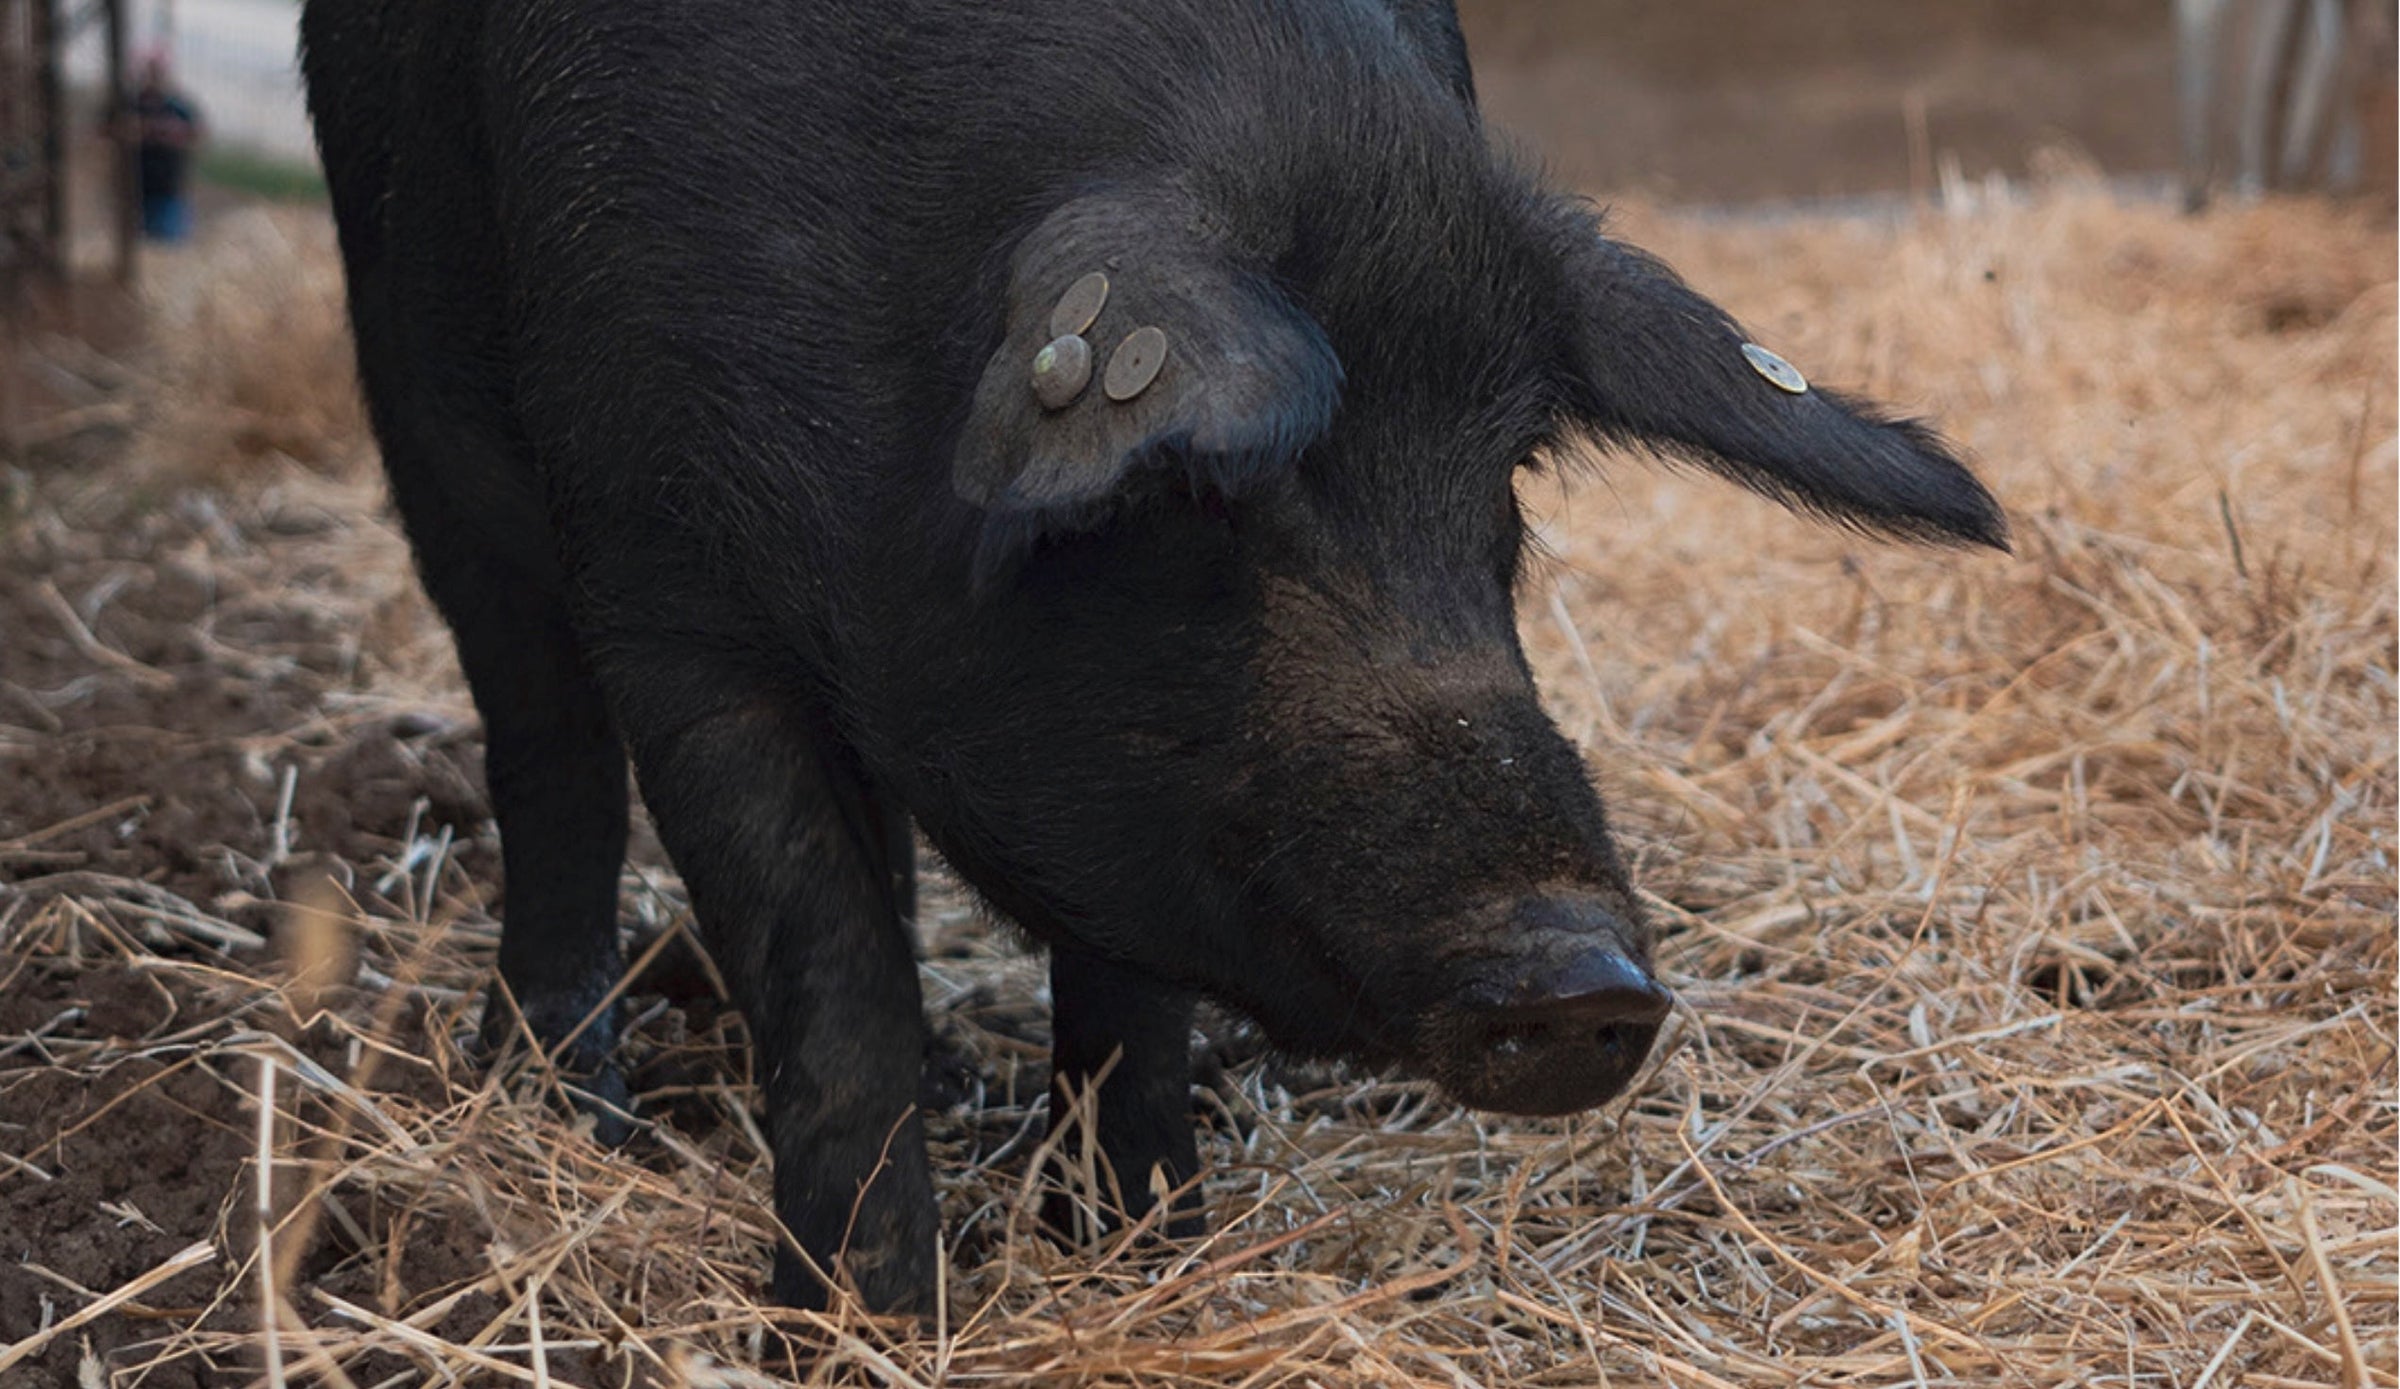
<box><xmin>1104</xmin><ymin>326</ymin><xmax>1169</xmax><ymax>402</ymax></box>
<box><xmin>1050</xmin><ymin>272</ymin><xmax>1111</xmax><ymax>340</ymax></box>
<box><xmin>1741</xmin><ymin>342</ymin><xmax>1809</xmax><ymax>394</ymax></box>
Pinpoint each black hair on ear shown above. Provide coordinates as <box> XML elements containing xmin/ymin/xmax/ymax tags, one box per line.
<box><xmin>1557</xmin><ymin>211</ymin><xmax>2007</xmax><ymax>551</ymax></box>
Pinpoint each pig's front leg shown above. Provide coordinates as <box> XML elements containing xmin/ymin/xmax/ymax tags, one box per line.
<box><xmin>1044</xmin><ymin>946</ymin><xmax>1204</xmax><ymax>1241</ymax></box>
<box><xmin>615</xmin><ymin>673</ymin><xmax>936</xmax><ymax>1315</ymax></box>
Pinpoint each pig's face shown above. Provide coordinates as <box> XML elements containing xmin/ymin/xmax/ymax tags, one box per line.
<box><xmin>913</xmin><ymin>443</ymin><xmax>1672</xmax><ymax>1116</ymax></box>
<box><xmin>914</xmin><ymin>177</ymin><xmax>2003</xmax><ymax>1117</ymax></box>
<box><xmin>1218</xmin><ymin>454</ymin><xmax>1674</xmax><ymax>1115</ymax></box>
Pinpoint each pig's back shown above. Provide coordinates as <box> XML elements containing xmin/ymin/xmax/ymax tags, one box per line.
<box><xmin>307</xmin><ymin>0</ymin><xmax>1479</xmax><ymax>620</ymax></box>
<box><xmin>473</xmin><ymin>0</ymin><xmax>1470</xmax><ymax>495</ymax></box>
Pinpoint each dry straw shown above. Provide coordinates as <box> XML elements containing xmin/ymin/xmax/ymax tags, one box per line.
<box><xmin>1</xmin><ymin>178</ymin><xmax>2392</xmax><ymax>1387</ymax></box>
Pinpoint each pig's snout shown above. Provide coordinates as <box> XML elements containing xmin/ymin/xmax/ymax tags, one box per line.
<box><xmin>1431</xmin><ymin>897</ymin><xmax>1670</xmax><ymax>1117</ymax></box>
<box><xmin>1486</xmin><ymin>896</ymin><xmax>1672</xmax><ymax>1021</ymax></box>
<box><xmin>1495</xmin><ymin>944</ymin><xmax>1672</xmax><ymax>1025</ymax></box>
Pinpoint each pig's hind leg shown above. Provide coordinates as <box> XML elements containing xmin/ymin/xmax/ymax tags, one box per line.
<box><xmin>396</xmin><ymin>498</ymin><xmax>638</xmax><ymax>1142</ymax></box>
<box><xmin>1044</xmin><ymin>948</ymin><xmax>1205</xmax><ymax>1242</ymax></box>
<box><xmin>342</xmin><ymin>341</ymin><xmax>637</xmax><ymax>1139</ymax></box>
<box><xmin>310</xmin><ymin>70</ymin><xmax>640</xmax><ymax>1141</ymax></box>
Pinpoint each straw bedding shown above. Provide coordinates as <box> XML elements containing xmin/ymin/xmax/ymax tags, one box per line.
<box><xmin>1</xmin><ymin>181</ymin><xmax>2391</xmax><ymax>1387</ymax></box>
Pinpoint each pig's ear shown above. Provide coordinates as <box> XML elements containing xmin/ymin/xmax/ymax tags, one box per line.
<box><xmin>950</xmin><ymin>196</ymin><xmax>1342</xmax><ymax>537</ymax></box>
<box><xmin>1559</xmin><ymin>229</ymin><xmax>2008</xmax><ymax>550</ymax></box>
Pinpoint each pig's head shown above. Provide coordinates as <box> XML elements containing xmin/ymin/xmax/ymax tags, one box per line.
<box><xmin>910</xmin><ymin>160</ymin><xmax>2003</xmax><ymax>1118</ymax></box>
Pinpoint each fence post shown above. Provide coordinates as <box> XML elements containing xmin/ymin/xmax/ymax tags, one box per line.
<box><xmin>108</xmin><ymin>0</ymin><xmax>135</xmax><ymax>286</ymax></box>
<box><xmin>35</xmin><ymin>0</ymin><xmax>63</xmax><ymax>273</ymax></box>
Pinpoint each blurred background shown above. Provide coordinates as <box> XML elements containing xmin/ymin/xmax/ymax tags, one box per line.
<box><xmin>4</xmin><ymin>0</ymin><xmax>2394</xmax><ymax>373</ymax></box>
<box><xmin>4</xmin><ymin>0</ymin><xmax>2389</xmax><ymax>449</ymax></box>
<box><xmin>1479</xmin><ymin>0</ymin><xmax>2203</xmax><ymax>200</ymax></box>
<box><xmin>7</xmin><ymin>0</ymin><xmax>2398</xmax><ymax>267</ymax></box>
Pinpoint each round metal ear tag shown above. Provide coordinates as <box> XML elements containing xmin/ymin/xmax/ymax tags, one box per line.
<box><xmin>1049</xmin><ymin>272</ymin><xmax>1111</xmax><ymax>340</ymax></box>
<box><xmin>1031</xmin><ymin>333</ymin><xmax>1093</xmax><ymax>410</ymax></box>
<box><xmin>1747</xmin><ymin>343</ymin><xmax>1804</xmax><ymax>393</ymax></box>
<box><xmin>1104</xmin><ymin>325</ymin><xmax>1169</xmax><ymax>402</ymax></box>
<box><xmin>1740</xmin><ymin>342</ymin><xmax>1809</xmax><ymax>394</ymax></box>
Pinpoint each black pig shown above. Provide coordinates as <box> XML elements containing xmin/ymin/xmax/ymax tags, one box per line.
<box><xmin>300</xmin><ymin>0</ymin><xmax>2004</xmax><ymax>1314</ymax></box>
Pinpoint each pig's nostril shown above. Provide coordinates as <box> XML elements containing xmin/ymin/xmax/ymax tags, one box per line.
<box><xmin>1509</xmin><ymin>949</ymin><xmax>1672</xmax><ymax>1026</ymax></box>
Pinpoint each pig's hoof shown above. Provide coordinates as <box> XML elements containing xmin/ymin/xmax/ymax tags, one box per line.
<box><xmin>559</xmin><ymin>1065</ymin><xmax>636</xmax><ymax>1147</ymax></box>
<box><xmin>472</xmin><ymin>994</ymin><xmax>636</xmax><ymax>1146</ymax></box>
<box><xmin>770</xmin><ymin>1244</ymin><xmax>936</xmax><ymax>1319</ymax></box>
<box><xmin>1037</xmin><ymin>1179</ymin><xmax>1205</xmax><ymax>1248</ymax></box>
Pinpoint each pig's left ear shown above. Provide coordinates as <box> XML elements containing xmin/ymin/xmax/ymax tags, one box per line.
<box><xmin>1559</xmin><ymin>228</ymin><xmax>2008</xmax><ymax>551</ymax></box>
<box><xmin>951</xmin><ymin>194</ymin><xmax>1342</xmax><ymax>537</ymax></box>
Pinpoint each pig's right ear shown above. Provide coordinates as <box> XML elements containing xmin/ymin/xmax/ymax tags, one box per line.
<box><xmin>950</xmin><ymin>196</ymin><xmax>1342</xmax><ymax>570</ymax></box>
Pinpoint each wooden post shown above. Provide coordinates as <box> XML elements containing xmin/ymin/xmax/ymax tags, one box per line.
<box><xmin>107</xmin><ymin>0</ymin><xmax>135</xmax><ymax>286</ymax></box>
<box><xmin>34</xmin><ymin>0</ymin><xmax>62</xmax><ymax>277</ymax></box>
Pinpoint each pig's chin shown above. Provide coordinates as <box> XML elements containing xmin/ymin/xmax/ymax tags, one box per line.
<box><xmin>1414</xmin><ymin>1011</ymin><xmax>1663</xmax><ymax>1118</ymax></box>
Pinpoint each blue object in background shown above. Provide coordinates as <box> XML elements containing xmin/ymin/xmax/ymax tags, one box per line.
<box><xmin>142</xmin><ymin>193</ymin><xmax>193</xmax><ymax>242</ymax></box>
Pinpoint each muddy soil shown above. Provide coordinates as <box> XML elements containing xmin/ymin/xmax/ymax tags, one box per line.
<box><xmin>0</xmin><ymin>451</ymin><xmax>496</xmax><ymax>1379</ymax></box>
<box><xmin>0</xmin><ymin>956</ymin><xmax>523</xmax><ymax>1386</ymax></box>
<box><xmin>0</xmin><ymin>448</ymin><xmax>490</xmax><ymax>891</ymax></box>
<box><xmin>0</xmin><ymin>956</ymin><xmax>651</xmax><ymax>1385</ymax></box>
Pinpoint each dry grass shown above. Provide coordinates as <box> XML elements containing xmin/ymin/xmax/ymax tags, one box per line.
<box><xmin>0</xmin><ymin>178</ymin><xmax>2392</xmax><ymax>1387</ymax></box>
<box><xmin>139</xmin><ymin>210</ymin><xmax>369</xmax><ymax>479</ymax></box>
